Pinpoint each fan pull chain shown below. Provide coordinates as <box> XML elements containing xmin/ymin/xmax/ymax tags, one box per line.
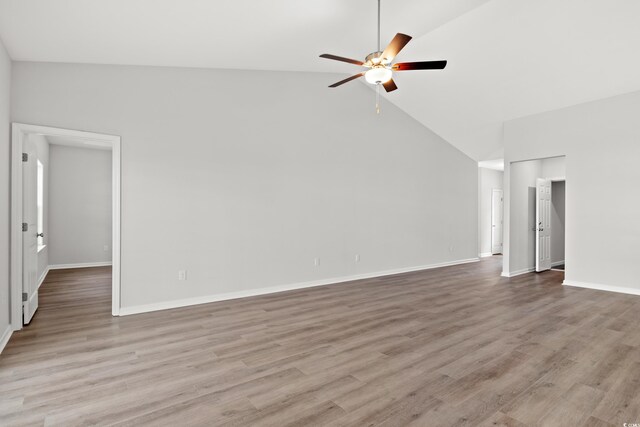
<box><xmin>376</xmin><ymin>84</ymin><xmax>381</xmax><ymax>114</ymax></box>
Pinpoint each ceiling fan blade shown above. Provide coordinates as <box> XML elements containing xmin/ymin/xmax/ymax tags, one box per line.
<box><xmin>319</xmin><ymin>54</ymin><xmax>364</xmax><ymax>66</ymax></box>
<box><xmin>382</xmin><ymin>79</ymin><xmax>398</xmax><ymax>93</ymax></box>
<box><xmin>329</xmin><ymin>72</ymin><xmax>365</xmax><ymax>88</ymax></box>
<box><xmin>381</xmin><ymin>33</ymin><xmax>412</xmax><ymax>62</ymax></box>
<box><xmin>393</xmin><ymin>60</ymin><xmax>447</xmax><ymax>71</ymax></box>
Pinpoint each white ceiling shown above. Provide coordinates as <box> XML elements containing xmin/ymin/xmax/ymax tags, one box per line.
<box><xmin>2</xmin><ymin>0</ymin><xmax>640</xmax><ymax>160</ymax></box>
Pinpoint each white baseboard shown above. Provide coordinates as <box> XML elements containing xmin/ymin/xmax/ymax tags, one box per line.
<box><xmin>503</xmin><ymin>262</ymin><xmax>565</xmax><ymax>277</ymax></box>
<box><xmin>563</xmin><ymin>280</ymin><xmax>640</xmax><ymax>297</ymax></box>
<box><xmin>37</xmin><ymin>266</ymin><xmax>50</xmax><ymax>290</ymax></box>
<box><xmin>501</xmin><ymin>267</ymin><xmax>535</xmax><ymax>278</ymax></box>
<box><xmin>479</xmin><ymin>252</ymin><xmax>493</xmax><ymax>258</ymax></box>
<box><xmin>119</xmin><ymin>257</ymin><xmax>480</xmax><ymax>316</ymax></box>
<box><xmin>37</xmin><ymin>263</ymin><xmax>109</xmax><ymax>288</ymax></box>
<box><xmin>0</xmin><ymin>324</ymin><xmax>13</xmax><ymax>355</ymax></box>
<box><xmin>49</xmin><ymin>262</ymin><xmax>112</xmax><ymax>270</ymax></box>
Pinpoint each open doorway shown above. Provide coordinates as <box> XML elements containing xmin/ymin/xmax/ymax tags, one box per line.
<box><xmin>549</xmin><ymin>180</ymin><xmax>565</xmax><ymax>271</ymax></box>
<box><xmin>11</xmin><ymin>124</ymin><xmax>121</xmax><ymax>330</ymax></box>
<box><xmin>491</xmin><ymin>189</ymin><xmax>504</xmax><ymax>254</ymax></box>
<box><xmin>534</xmin><ymin>174</ymin><xmax>566</xmax><ymax>272</ymax></box>
<box><xmin>478</xmin><ymin>161</ymin><xmax>504</xmax><ymax>258</ymax></box>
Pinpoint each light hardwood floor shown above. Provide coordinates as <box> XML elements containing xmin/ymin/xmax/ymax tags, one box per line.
<box><xmin>2</xmin><ymin>258</ymin><xmax>640</xmax><ymax>426</ymax></box>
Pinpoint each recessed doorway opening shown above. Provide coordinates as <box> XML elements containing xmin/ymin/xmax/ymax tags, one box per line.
<box><xmin>504</xmin><ymin>155</ymin><xmax>566</xmax><ymax>277</ymax></box>
<box><xmin>10</xmin><ymin>124</ymin><xmax>121</xmax><ymax>330</ymax></box>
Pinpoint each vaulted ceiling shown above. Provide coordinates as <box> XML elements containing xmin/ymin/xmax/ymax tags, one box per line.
<box><xmin>2</xmin><ymin>0</ymin><xmax>640</xmax><ymax>160</ymax></box>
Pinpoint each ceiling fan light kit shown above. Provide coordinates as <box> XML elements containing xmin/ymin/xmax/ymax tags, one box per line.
<box><xmin>365</xmin><ymin>67</ymin><xmax>392</xmax><ymax>85</ymax></box>
<box><xmin>320</xmin><ymin>0</ymin><xmax>447</xmax><ymax>112</ymax></box>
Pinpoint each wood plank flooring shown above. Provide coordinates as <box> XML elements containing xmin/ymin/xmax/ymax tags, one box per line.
<box><xmin>2</xmin><ymin>258</ymin><xmax>640</xmax><ymax>426</ymax></box>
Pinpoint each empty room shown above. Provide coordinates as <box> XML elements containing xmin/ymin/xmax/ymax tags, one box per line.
<box><xmin>1</xmin><ymin>1</ymin><xmax>639</xmax><ymax>426</ymax></box>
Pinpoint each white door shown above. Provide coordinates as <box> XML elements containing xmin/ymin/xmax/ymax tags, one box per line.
<box><xmin>22</xmin><ymin>136</ymin><xmax>39</xmax><ymax>324</ymax></box>
<box><xmin>536</xmin><ymin>178</ymin><xmax>552</xmax><ymax>272</ymax></box>
<box><xmin>491</xmin><ymin>189</ymin><xmax>503</xmax><ymax>254</ymax></box>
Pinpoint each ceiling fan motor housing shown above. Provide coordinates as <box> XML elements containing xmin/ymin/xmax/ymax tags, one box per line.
<box><xmin>365</xmin><ymin>51</ymin><xmax>389</xmax><ymax>66</ymax></box>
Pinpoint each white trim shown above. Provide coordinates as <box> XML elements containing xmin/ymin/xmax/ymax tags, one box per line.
<box><xmin>549</xmin><ymin>176</ymin><xmax>566</xmax><ymax>183</ymax></box>
<box><xmin>502</xmin><ymin>263</ymin><xmax>564</xmax><ymax>277</ymax></box>
<box><xmin>37</xmin><ymin>263</ymin><xmax>109</xmax><ymax>291</ymax></box>
<box><xmin>49</xmin><ymin>262</ymin><xmax>113</xmax><ymax>270</ymax></box>
<box><xmin>479</xmin><ymin>252</ymin><xmax>493</xmax><ymax>258</ymax></box>
<box><xmin>501</xmin><ymin>267</ymin><xmax>535</xmax><ymax>278</ymax></box>
<box><xmin>37</xmin><ymin>266</ymin><xmax>50</xmax><ymax>290</ymax></box>
<box><xmin>551</xmin><ymin>260</ymin><xmax>565</xmax><ymax>267</ymax></box>
<box><xmin>490</xmin><ymin>188</ymin><xmax>504</xmax><ymax>257</ymax></box>
<box><xmin>10</xmin><ymin>125</ymin><xmax>23</xmax><ymax>331</ymax></box>
<box><xmin>11</xmin><ymin>123</ymin><xmax>122</xmax><ymax>330</ymax></box>
<box><xmin>120</xmin><ymin>257</ymin><xmax>480</xmax><ymax>316</ymax></box>
<box><xmin>112</xmin><ymin>137</ymin><xmax>121</xmax><ymax>316</ymax></box>
<box><xmin>563</xmin><ymin>280</ymin><xmax>640</xmax><ymax>297</ymax></box>
<box><xmin>0</xmin><ymin>325</ymin><xmax>13</xmax><ymax>355</ymax></box>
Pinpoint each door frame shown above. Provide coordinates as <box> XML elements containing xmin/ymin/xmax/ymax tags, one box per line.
<box><xmin>490</xmin><ymin>188</ymin><xmax>503</xmax><ymax>254</ymax></box>
<box><xmin>11</xmin><ymin>123</ymin><xmax>122</xmax><ymax>329</ymax></box>
<box><xmin>548</xmin><ymin>177</ymin><xmax>565</xmax><ymax>270</ymax></box>
<box><xmin>534</xmin><ymin>176</ymin><xmax>566</xmax><ymax>272</ymax></box>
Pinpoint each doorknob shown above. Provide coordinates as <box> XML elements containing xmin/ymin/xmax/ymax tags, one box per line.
<box><xmin>36</xmin><ymin>233</ymin><xmax>44</xmax><ymax>238</ymax></box>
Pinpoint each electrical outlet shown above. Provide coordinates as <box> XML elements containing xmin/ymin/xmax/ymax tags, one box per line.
<box><xmin>355</xmin><ymin>254</ymin><xmax>360</xmax><ymax>262</ymax></box>
<box><xmin>178</xmin><ymin>270</ymin><xmax>187</xmax><ymax>280</ymax></box>
<box><xmin>314</xmin><ymin>258</ymin><xmax>320</xmax><ymax>267</ymax></box>
<box><xmin>103</xmin><ymin>245</ymin><xmax>109</xmax><ymax>251</ymax></box>
<box><xmin>449</xmin><ymin>246</ymin><xmax>455</xmax><ymax>252</ymax></box>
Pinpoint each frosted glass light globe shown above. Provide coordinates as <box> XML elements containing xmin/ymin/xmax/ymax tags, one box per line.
<box><xmin>365</xmin><ymin>67</ymin><xmax>392</xmax><ymax>84</ymax></box>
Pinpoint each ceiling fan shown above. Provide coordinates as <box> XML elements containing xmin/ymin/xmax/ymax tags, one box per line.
<box><xmin>320</xmin><ymin>0</ymin><xmax>447</xmax><ymax>96</ymax></box>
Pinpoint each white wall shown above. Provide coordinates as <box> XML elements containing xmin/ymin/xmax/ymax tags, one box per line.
<box><xmin>551</xmin><ymin>180</ymin><xmax>565</xmax><ymax>265</ymax></box>
<box><xmin>541</xmin><ymin>156</ymin><xmax>566</xmax><ymax>179</ymax></box>
<box><xmin>11</xmin><ymin>62</ymin><xmax>478</xmax><ymax>311</ymax></box>
<box><xmin>478</xmin><ymin>167</ymin><xmax>503</xmax><ymax>256</ymax></box>
<box><xmin>0</xmin><ymin>38</ymin><xmax>10</xmax><ymax>339</ymax></box>
<box><xmin>31</xmin><ymin>134</ymin><xmax>49</xmax><ymax>283</ymax></box>
<box><xmin>49</xmin><ymin>144</ymin><xmax>112</xmax><ymax>266</ymax></box>
<box><xmin>504</xmin><ymin>90</ymin><xmax>640</xmax><ymax>293</ymax></box>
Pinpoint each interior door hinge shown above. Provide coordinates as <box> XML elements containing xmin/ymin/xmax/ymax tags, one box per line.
<box><xmin>22</xmin><ymin>153</ymin><xmax>28</xmax><ymax>162</ymax></box>
<box><xmin>22</xmin><ymin>292</ymin><xmax>28</xmax><ymax>302</ymax></box>
<box><xmin>22</xmin><ymin>223</ymin><xmax>28</xmax><ymax>232</ymax></box>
